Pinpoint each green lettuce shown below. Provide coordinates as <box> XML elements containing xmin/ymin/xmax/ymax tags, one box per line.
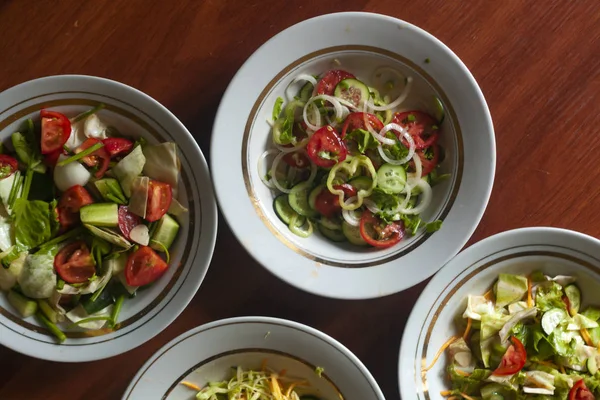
<box><xmin>536</xmin><ymin>282</ymin><xmax>567</xmax><ymax>312</ymax></box>
<box><xmin>272</xmin><ymin>100</ymin><xmax>303</xmax><ymax>145</ymax></box>
<box><xmin>17</xmin><ymin>253</ymin><xmax>56</xmax><ymax>298</ymax></box>
<box><xmin>346</xmin><ymin>129</ymin><xmax>378</xmax><ymax>154</ymax></box>
<box><xmin>581</xmin><ymin>307</ymin><xmax>600</xmax><ymax>321</ymax></box>
<box><xmin>272</xmin><ymin>96</ymin><xmax>283</xmax><ymax>121</ymax></box>
<box><xmin>12</xmin><ymin>199</ymin><xmax>57</xmax><ymax>250</ymax></box>
<box><xmin>447</xmin><ymin>365</ymin><xmax>491</xmax><ymax>395</ymax></box>
<box><xmin>11</xmin><ymin>119</ymin><xmax>46</xmax><ymax>174</ymax></box>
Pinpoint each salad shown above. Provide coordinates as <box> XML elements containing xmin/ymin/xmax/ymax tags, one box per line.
<box><xmin>429</xmin><ymin>272</ymin><xmax>600</xmax><ymax>399</ymax></box>
<box><xmin>0</xmin><ymin>104</ymin><xmax>185</xmax><ymax>343</ymax></box>
<box><xmin>183</xmin><ymin>366</ymin><xmax>325</xmax><ymax>400</ymax></box>
<box><xmin>259</xmin><ymin>67</ymin><xmax>448</xmax><ymax>249</ymax></box>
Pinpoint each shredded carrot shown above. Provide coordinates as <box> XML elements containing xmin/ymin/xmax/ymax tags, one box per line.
<box><xmin>422</xmin><ymin>336</ymin><xmax>459</xmax><ymax>372</ymax></box>
<box><xmin>527</xmin><ymin>277</ymin><xmax>533</xmax><ymax>307</ymax></box>
<box><xmin>483</xmin><ymin>288</ymin><xmax>494</xmax><ymax>300</ymax></box>
<box><xmin>270</xmin><ymin>375</ymin><xmax>284</xmax><ymax>400</ymax></box>
<box><xmin>285</xmin><ymin>381</ymin><xmax>308</xmax><ymax>397</ymax></box>
<box><xmin>455</xmin><ymin>369</ymin><xmax>471</xmax><ymax>377</ymax></box>
<box><xmin>440</xmin><ymin>390</ymin><xmax>453</xmax><ymax>397</ymax></box>
<box><xmin>560</xmin><ymin>365</ymin><xmax>566</xmax><ymax>374</ymax></box>
<box><xmin>460</xmin><ymin>393</ymin><xmax>476</xmax><ymax>400</ymax></box>
<box><xmin>279</xmin><ymin>369</ymin><xmax>287</xmax><ymax>377</ymax></box>
<box><xmin>261</xmin><ymin>358</ymin><xmax>268</xmax><ymax>371</ymax></box>
<box><xmin>462</xmin><ymin>318</ymin><xmax>472</xmax><ymax>340</ymax></box>
<box><xmin>581</xmin><ymin>328</ymin><xmax>594</xmax><ymax>346</ymax></box>
<box><xmin>180</xmin><ymin>381</ymin><xmax>201</xmax><ymax>391</ymax></box>
<box><xmin>448</xmin><ymin>397</ymin><xmax>458</xmax><ymax>400</ymax></box>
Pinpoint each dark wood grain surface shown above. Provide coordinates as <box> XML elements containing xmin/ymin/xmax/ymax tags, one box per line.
<box><xmin>0</xmin><ymin>1</ymin><xmax>599</xmax><ymax>399</ymax></box>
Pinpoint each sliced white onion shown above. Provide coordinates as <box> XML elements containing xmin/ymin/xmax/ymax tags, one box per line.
<box><xmin>400</xmin><ymin>179</ymin><xmax>432</xmax><ymax>215</ymax></box>
<box><xmin>368</xmin><ymin>76</ymin><xmax>413</xmax><ymax>111</ymax></box>
<box><xmin>363</xmin><ymin>198</ymin><xmax>381</xmax><ymax>214</ymax></box>
<box><xmin>257</xmin><ymin>149</ymin><xmax>278</xmax><ymax>189</ymax></box>
<box><xmin>273</xmin><ymin>136</ymin><xmax>310</xmax><ymax>153</ymax></box>
<box><xmin>360</xmin><ymin>101</ymin><xmax>396</xmax><ymax>145</ymax></box>
<box><xmin>342</xmin><ymin>196</ymin><xmax>362</xmax><ymax>226</ymax></box>
<box><xmin>303</xmin><ymin>94</ymin><xmax>344</xmax><ymax>131</ymax></box>
<box><xmin>285</xmin><ymin>74</ymin><xmax>318</xmax><ymax>102</ymax></box>
<box><xmin>303</xmin><ymin>102</ymin><xmax>321</xmax><ymax>131</ymax></box>
<box><xmin>271</xmin><ymin>151</ymin><xmax>291</xmax><ymax>193</ymax></box>
<box><xmin>376</xmin><ymin>123</ymin><xmax>416</xmax><ymax>165</ymax></box>
<box><xmin>305</xmin><ymin>151</ymin><xmax>318</xmax><ymax>186</ymax></box>
<box><xmin>405</xmin><ymin>153</ymin><xmax>422</xmax><ymax>192</ymax></box>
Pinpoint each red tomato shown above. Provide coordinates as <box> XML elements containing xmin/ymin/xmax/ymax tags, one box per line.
<box><xmin>570</xmin><ymin>380</ymin><xmax>595</xmax><ymax>400</ymax></box>
<box><xmin>43</xmin><ymin>150</ymin><xmax>62</xmax><ymax>167</ymax></box>
<box><xmin>341</xmin><ymin>112</ymin><xmax>384</xmax><ymax>138</ymax></box>
<box><xmin>359</xmin><ymin>210</ymin><xmax>404</xmax><ymax>248</ymax></box>
<box><xmin>418</xmin><ymin>145</ymin><xmax>440</xmax><ymax>177</ymax></box>
<box><xmin>54</xmin><ymin>241</ymin><xmax>96</xmax><ymax>284</ymax></box>
<box><xmin>145</xmin><ymin>180</ymin><xmax>172</xmax><ymax>222</ymax></box>
<box><xmin>314</xmin><ymin>184</ymin><xmax>357</xmax><ymax>217</ymax></box>
<box><xmin>0</xmin><ymin>154</ymin><xmax>18</xmax><ymax>179</ymax></box>
<box><xmin>125</xmin><ymin>246</ymin><xmax>168</xmax><ymax>286</ymax></box>
<box><xmin>315</xmin><ymin>70</ymin><xmax>356</xmax><ymax>95</ymax></box>
<box><xmin>118</xmin><ymin>206</ymin><xmax>141</xmax><ymax>239</ymax></box>
<box><xmin>493</xmin><ymin>336</ymin><xmax>527</xmax><ymax>376</ymax></box>
<box><xmin>56</xmin><ymin>185</ymin><xmax>94</xmax><ymax>229</ymax></box>
<box><xmin>102</xmin><ymin>137</ymin><xmax>133</xmax><ymax>158</ymax></box>
<box><xmin>283</xmin><ymin>151</ymin><xmax>311</xmax><ymax>169</ymax></box>
<box><xmin>392</xmin><ymin>111</ymin><xmax>439</xmax><ymax>150</ymax></box>
<box><xmin>40</xmin><ymin>110</ymin><xmax>71</xmax><ymax>154</ymax></box>
<box><xmin>76</xmin><ymin>138</ymin><xmax>110</xmax><ymax>178</ymax></box>
<box><xmin>306</xmin><ymin>126</ymin><xmax>348</xmax><ymax>168</ymax></box>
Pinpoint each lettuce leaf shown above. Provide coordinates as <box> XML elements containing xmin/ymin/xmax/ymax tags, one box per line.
<box><xmin>447</xmin><ymin>365</ymin><xmax>491</xmax><ymax>395</ymax></box>
<box><xmin>17</xmin><ymin>253</ymin><xmax>56</xmax><ymax>299</ymax></box>
<box><xmin>581</xmin><ymin>307</ymin><xmax>600</xmax><ymax>321</ymax></box>
<box><xmin>347</xmin><ymin>129</ymin><xmax>378</xmax><ymax>154</ymax></box>
<box><xmin>535</xmin><ymin>282</ymin><xmax>567</xmax><ymax>312</ymax></box>
<box><xmin>113</xmin><ymin>145</ymin><xmax>146</xmax><ymax>197</ymax></box>
<box><xmin>12</xmin><ymin>199</ymin><xmax>56</xmax><ymax>250</ymax></box>
<box><xmin>142</xmin><ymin>142</ymin><xmax>179</xmax><ymax>195</ymax></box>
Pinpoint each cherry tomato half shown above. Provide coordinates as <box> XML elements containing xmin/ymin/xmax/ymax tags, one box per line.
<box><xmin>341</xmin><ymin>112</ymin><xmax>384</xmax><ymax>138</ymax></box>
<box><xmin>315</xmin><ymin>70</ymin><xmax>356</xmax><ymax>95</ymax></box>
<box><xmin>359</xmin><ymin>210</ymin><xmax>404</xmax><ymax>248</ymax></box>
<box><xmin>40</xmin><ymin>110</ymin><xmax>71</xmax><ymax>154</ymax></box>
<box><xmin>0</xmin><ymin>154</ymin><xmax>18</xmax><ymax>180</ymax></box>
<box><xmin>492</xmin><ymin>336</ymin><xmax>527</xmax><ymax>376</ymax></box>
<box><xmin>392</xmin><ymin>111</ymin><xmax>439</xmax><ymax>150</ymax></box>
<box><xmin>43</xmin><ymin>150</ymin><xmax>63</xmax><ymax>168</ymax></box>
<box><xmin>283</xmin><ymin>152</ymin><xmax>311</xmax><ymax>169</ymax></box>
<box><xmin>125</xmin><ymin>246</ymin><xmax>168</xmax><ymax>287</ymax></box>
<box><xmin>145</xmin><ymin>180</ymin><xmax>172</xmax><ymax>222</ymax></box>
<box><xmin>56</xmin><ymin>185</ymin><xmax>94</xmax><ymax>230</ymax></box>
<box><xmin>314</xmin><ymin>184</ymin><xmax>357</xmax><ymax>217</ymax></box>
<box><xmin>118</xmin><ymin>206</ymin><xmax>142</xmax><ymax>240</ymax></box>
<box><xmin>76</xmin><ymin>138</ymin><xmax>110</xmax><ymax>178</ymax></box>
<box><xmin>570</xmin><ymin>380</ymin><xmax>595</xmax><ymax>400</ymax></box>
<box><xmin>54</xmin><ymin>241</ymin><xmax>96</xmax><ymax>284</ymax></box>
<box><xmin>306</xmin><ymin>126</ymin><xmax>348</xmax><ymax>168</ymax></box>
<box><xmin>102</xmin><ymin>137</ymin><xmax>133</xmax><ymax>158</ymax></box>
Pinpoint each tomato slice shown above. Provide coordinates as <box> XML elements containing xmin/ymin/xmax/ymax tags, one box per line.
<box><xmin>282</xmin><ymin>152</ymin><xmax>311</xmax><ymax>169</ymax></box>
<box><xmin>314</xmin><ymin>184</ymin><xmax>357</xmax><ymax>217</ymax></box>
<box><xmin>306</xmin><ymin>126</ymin><xmax>348</xmax><ymax>168</ymax></box>
<box><xmin>145</xmin><ymin>180</ymin><xmax>172</xmax><ymax>222</ymax></box>
<box><xmin>570</xmin><ymin>380</ymin><xmax>595</xmax><ymax>400</ymax></box>
<box><xmin>43</xmin><ymin>150</ymin><xmax>62</xmax><ymax>168</ymax></box>
<box><xmin>102</xmin><ymin>137</ymin><xmax>133</xmax><ymax>158</ymax></box>
<box><xmin>341</xmin><ymin>112</ymin><xmax>384</xmax><ymax>138</ymax></box>
<box><xmin>412</xmin><ymin>144</ymin><xmax>440</xmax><ymax>177</ymax></box>
<box><xmin>315</xmin><ymin>70</ymin><xmax>356</xmax><ymax>95</ymax></box>
<box><xmin>54</xmin><ymin>241</ymin><xmax>96</xmax><ymax>284</ymax></box>
<box><xmin>118</xmin><ymin>206</ymin><xmax>142</xmax><ymax>239</ymax></box>
<box><xmin>75</xmin><ymin>138</ymin><xmax>110</xmax><ymax>178</ymax></box>
<box><xmin>0</xmin><ymin>154</ymin><xmax>18</xmax><ymax>180</ymax></box>
<box><xmin>125</xmin><ymin>246</ymin><xmax>168</xmax><ymax>286</ymax></box>
<box><xmin>359</xmin><ymin>210</ymin><xmax>404</xmax><ymax>248</ymax></box>
<box><xmin>56</xmin><ymin>185</ymin><xmax>94</xmax><ymax>229</ymax></box>
<box><xmin>392</xmin><ymin>111</ymin><xmax>439</xmax><ymax>150</ymax></box>
<box><xmin>492</xmin><ymin>336</ymin><xmax>527</xmax><ymax>376</ymax></box>
<box><xmin>40</xmin><ymin>110</ymin><xmax>71</xmax><ymax>154</ymax></box>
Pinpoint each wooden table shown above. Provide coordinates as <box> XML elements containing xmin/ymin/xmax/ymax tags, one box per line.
<box><xmin>0</xmin><ymin>1</ymin><xmax>599</xmax><ymax>399</ymax></box>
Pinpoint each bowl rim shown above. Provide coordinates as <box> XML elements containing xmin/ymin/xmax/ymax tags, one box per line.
<box><xmin>123</xmin><ymin>315</ymin><xmax>386</xmax><ymax>400</ymax></box>
<box><xmin>211</xmin><ymin>11</ymin><xmax>496</xmax><ymax>299</ymax></box>
<box><xmin>0</xmin><ymin>74</ymin><xmax>218</xmax><ymax>361</ymax></box>
<box><xmin>398</xmin><ymin>226</ymin><xmax>600</xmax><ymax>399</ymax></box>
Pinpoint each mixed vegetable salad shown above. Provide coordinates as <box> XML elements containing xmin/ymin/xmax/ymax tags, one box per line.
<box><xmin>259</xmin><ymin>67</ymin><xmax>448</xmax><ymax>248</ymax></box>
<box><xmin>430</xmin><ymin>272</ymin><xmax>600</xmax><ymax>399</ymax></box>
<box><xmin>0</xmin><ymin>104</ymin><xmax>185</xmax><ymax>342</ymax></box>
<box><xmin>183</xmin><ymin>366</ymin><xmax>325</xmax><ymax>400</ymax></box>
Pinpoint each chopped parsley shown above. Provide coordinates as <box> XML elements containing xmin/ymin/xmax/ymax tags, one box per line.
<box><xmin>424</xmin><ymin>57</ymin><xmax>431</xmax><ymax>64</ymax></box>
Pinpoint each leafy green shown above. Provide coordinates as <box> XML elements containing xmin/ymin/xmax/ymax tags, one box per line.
<box><xmin>370</xmin><ymin>188</ymin><xmax>399</xmax><ymax>211</ymax></box>
<box><xmin>447</xmin><ymin>365</ymin><xmax>491</xmax><ymax>395</ymax></box>
<box><xmin>530</xmin><ymin>270</ymin><xmax>546</xmax><ymax>283</ymax></box>
<box><xmin>94</xmin><ymin>178</ymin><xmax>127</xmax><ymax>205</ymax></box>
<box><xmin>581</xmin><ymin>307</ymin><xmax>600</xmax><ymax>321</ymax></box>
<box><xmin>91</xmin><ymin>237</ymin><xmax>111</xmax><ymax>273</ymax></box>
<box><xmin>399</xmin><ymin>214</ymin><xmax>422</xmax><ymax>235</ymax></box>
<box><xmin>17</xmin><ymin>253</ymin><xmax>56</xmax><ymax>299</ymax></box>
<box><xmin>11</xmin><ymin>120</ymin><xmax>46</xmax><ymax>173</ymax></box>
<box><xmin>425</xmin><ymin>220</ymin><xmax>443</xmax><ymax>233</ymax></box>
<box><xmin>381</xmin><ymin>132</ymin><xmax>408</xmax><ymax>161</ymax></box>
<box><xmin>346</xmin><ymin>129</ymin><xmax>378</xmax><ymax>154</ymax></box>
<box><xmin>12</xmin><ymin>199</ymin><xmax>56</xmax><ymax>251</ymax></box>
<box><xmin>272</xmin><ymin>100</ymin><xmax>303</xmax><ymax>145</ymax></box>
<box><xmin>511</xmin><ymin>322</ymin><xmax>531</xmax><ymax>348</ymax></box>
<box><xmin>530</xmin><ymin>325</ymin><xmax>555</xmax><ymax>361</ymax></box>
<box><xmin>27</xmin><ymin>172</ymin><xmax>55</xmax><ymax>202</ymax></box>
<box><xmin>272</xmin><ymin>97</ymin><xmax>284</xmax><ymax>121</ymax></box>
<box><xmin>113</xmin><ymin>145</ymin><xmax>146</xmax><ymax>197</ymax></box>
<box><xmin>429</xmin><ymin>168</ymin><xmax>451</xmax><ymax>186</ymax></box>
<box><xmin>536</xmin><ymin>282</ymin><xmax>567</xmax><ymax>312</ymax></box>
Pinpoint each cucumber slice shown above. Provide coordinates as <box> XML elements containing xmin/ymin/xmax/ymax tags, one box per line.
<box><xmin>334</xmin><ymin>78</ymin><xmax>370</xmax><ymax>108</ymax></box>
<box><xmin>541</xmin><ymin>308</ymin><xmax>568</xmax><ymax>335</ymax></box>
<box><xmin>299</xmin><ymin>82</ymin><xmax>314</xmax><ymax>102</ymax></box>
<box><xmin>273</xmin><ymin>194</ymin><xmax>298</xmax><ymax>225</ymax></box>
<box><xmin>308</xmin><ymin>184</ymin><xmax>325</xmax><ymax>211</ymax></box>
<box><xmin>349</xmin><ymin>176</ymin><xmax>373</xmax><ymax>191</ymax></box>
<box><xmin>8</xmin><ymin>290</ymin><xmax>38</xmax><ymax>318</ymax></box>
<box><xmin>342</xmin><ymin>221</ymin><xmax>367</xmax><ymax>246</ymax></box>
<box><xmin>433</xmin><ymin>96</ymin><xmax>445</xmax><ymax>124</ymax></box>
<box><xmin>318</xmin><ymin>224</ymin><xmax>346</xmax><ymax>242</ymax></box>
<box><xmin>150</xmin><ymin>214</ymin><xmax>180</xmax><ymax>251</ymax></box>
<box><xmin>565</xmin><ymin>284</ymin><xmax>581</xmax><ymax>315</ymax></box>
<box><xmin>289</xmin><ymin>182</ymin><xmax>319</xmax><ymax>217</ymax></box>
<box><xmin>320</xmin><ymin>215</ymin><xmax>343</xmax><ymax>231</ymax></box>
<box><xmin>376</xmin><ymin>164</ymin><xmax>406</xmax><ymax>194</ymax></box>
<box><xmin>80</xmin><ymin>203</ymin><xmax>119</xmax><ymax>227</ymax></box>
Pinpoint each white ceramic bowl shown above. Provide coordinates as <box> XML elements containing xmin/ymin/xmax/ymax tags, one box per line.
<box><xmin>123</xmin><ymin>316</ymin><xmax>385</xmax><ymax>400</ymax></box>
<box><xmin>0</xmin><ymin>75</ymin><xmax>218</xmax><ymax>361</ymax></box>
<box><xmin>399</xmin><ymin>227</ymin><xmax>600</xmax><ymax>399</ymax></box>
<box><xmin>211</xmin><ymin>12</ymin><xmax>495</xmax><ymax>299</ymax></box>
